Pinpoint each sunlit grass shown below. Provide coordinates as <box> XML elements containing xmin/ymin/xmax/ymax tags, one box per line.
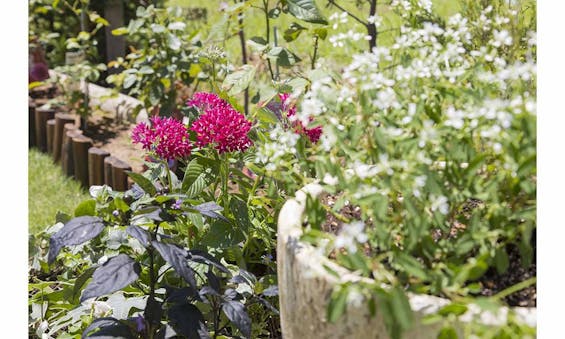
<box><xmin>28</xmin><ymin>148</ymin><xmax>90</xmax><ymax>235</ymax></box>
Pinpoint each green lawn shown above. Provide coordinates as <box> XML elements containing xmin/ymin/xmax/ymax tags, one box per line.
<box><xmin>28</xmin><ymin>148</ymin><xmax>90</xmax><ymax>235</ymax></box>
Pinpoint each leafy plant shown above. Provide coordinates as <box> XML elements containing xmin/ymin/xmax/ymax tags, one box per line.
<box><xmin>107</xmin><ymin>5</ymin><xmax>204</xmax><ymax>118</ymax></box>
<box><xmin>256</xmin><ymin>0</ymin><xmax>537</xmax><ymax>337</ymax></box>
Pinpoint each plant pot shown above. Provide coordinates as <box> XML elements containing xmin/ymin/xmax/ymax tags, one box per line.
<box><xmin>276</xmin><ymin>183</ymin><xmax>536</xmax><ymax>339</ymax></box>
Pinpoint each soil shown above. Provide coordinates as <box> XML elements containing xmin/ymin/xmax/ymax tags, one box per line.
<box><xmin>82</xmin><ymin>114</ymin><xmax>145</xmax><ymax>174</ymax></box>
<box><xmin>30</xmin><ymin>83</ymin><xmax>146</xmax><ymax>175</ymax></box>
<box><xmin>319</xmin><ymin>194</ymin><xmax>536</xmax><ymax>308</ymax></box>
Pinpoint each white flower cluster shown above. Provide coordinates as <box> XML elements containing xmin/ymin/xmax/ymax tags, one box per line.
<box><xmin>255</xmin><ymin>125</ymin><xmax>300</xmax><ymax>172</ymax></box>
<box><xmin>334</xmin><ymin>221</ymin><xmax>368</xmax><ymax>254</ymax></box>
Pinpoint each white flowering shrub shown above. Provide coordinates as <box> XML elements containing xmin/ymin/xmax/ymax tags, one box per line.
<box><xmin>258</xmin><ymin>1</ymin><xmax>536</xmax><ymax>336</ymax></box>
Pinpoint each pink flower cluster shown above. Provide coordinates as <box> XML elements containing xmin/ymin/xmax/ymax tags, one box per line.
<box><xmin>131</xmin><ymin>116</ymin><xmax>192</xmax><ymax>160</ymax></box>
<box><xmin>279</xmin><ymin>93</ymin><xmax>323</xmax><ymax>143</ymax></box>
<box><xmin>188</xmin><ymin>92</ymin><xmax>253</xmax><ymax>153</ymax></box>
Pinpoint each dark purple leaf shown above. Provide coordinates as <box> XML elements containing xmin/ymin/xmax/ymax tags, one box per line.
<box><xmin>229</xmin><ymin>275</ymin><xmax>247</xmax><ymax>284</ymax></box>
<box><xmin>168</xmin><ymin>303</ymin><xmax>210</xmax><ymax>339</ymax></box>
<box><xmin>155</xmin><ymin>324</ymin><xmax>178</xmax><ymax>339</ymax></box>
<box><xmin>81</xmin><ymin>254</ymin><xmax>141</xmax><ymax>302</ymax></box>
<box><xmin>126</xmin><ymin>171</ymin><xmax>157</xmax><ymax>196</ymax></box>
<box><xmin>257</xmin><ymin>296</ymin><xmax>280</xmax><ymax>315</ymax></box>
<box><xmin>199</xmin><ymin>286</ymin><xmax>220</xmax><ymax>300</ymax></box>
<box><xmin>187</xmin><ymin>202</ymin><xmax>228</xmax><ymax>221</ymax></box>
<box><xmin>188</xmin><ymin>249</ymin><xmax>230</xmax><ymax>273</ymax></box>
<box><xmin>126</xmin><ymin>225</ymin><xmax>151</xmax><ymax>247</ymax></box>
<box><xmin>48</xmin><ymin>216</ymin><xmax>105</xmax><ymax>264</ymax></box>
<box><xmin>165</xmin><ymin>286</ymin><xmax>201</xmax><ymax>304</ymax></box>
<box><xmin>144</xmin><ymin>295</ymin><xmax>163</xmax><ymax>327</ymax></box>
<box><xmin>82</xmin><ymin>317</ymin><xmax>135</xmax><ymax>338</ymax></box>
<box><xmin>151</xmin><ymin>241</ymin><xmax>196</xmax><ymax>289</ymax></box>
<box><xmin>223</xmin><ymin>288</ymin><xmax>240</xmax><ymax>301</ymax></box>
<box><xmin>222</xmin><ymin>300</ymin><xmax>251</xmax><ymax>338</ymax></box>
<box><xmin>261</xmin><ymin>285</ymin><xmax>279</xmax><ymax>297</ymax></box>
<box><xmin>205</xmin><ymin>269</ymin><xmax>221</xmax><ymax>292</ymax></box>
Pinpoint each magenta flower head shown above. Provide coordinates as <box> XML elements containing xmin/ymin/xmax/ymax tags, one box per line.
<box><xmin>131</xmin><ymin>116</ymin><xmax>192</xmax><ymax>161</ymax></box>
<box><xmin>187</xmin><ymin>92</ymin><xmax>253</xmax><ymax>153</ymax></box>
<box><xmin>278</xmin><ymin>93</ymin><xmax>323</xmax><ymax>143</ymax></box>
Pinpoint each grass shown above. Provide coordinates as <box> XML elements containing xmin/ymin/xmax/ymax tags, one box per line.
<box><xmin>164</xmin><ymin>0</ymin><xmax>462</xmax><ymax>70</ymax></box>
<box><xmin>28</xmin><ymin>148</ymin><xmax>90</xmax><ymax>235</ymax></box>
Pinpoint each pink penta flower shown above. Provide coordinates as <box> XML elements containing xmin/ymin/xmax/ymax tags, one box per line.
<box><xmin>187</xmin><ymin>92</ymin><xmax>253</xmax><ymax>153</ymax></box>
<box><xmin>131</xmin><ymin>116</ymin><xmax>192</xmax><ymax>160</ymax></box>
<box><xmin>278</xmin><ymin>93</ymin><xmax>323</xmax><ymax>143</ymax></box>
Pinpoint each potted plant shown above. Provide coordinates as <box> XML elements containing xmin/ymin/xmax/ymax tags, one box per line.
<box><xmin>263</xmin><ymin>1</ymin><xmax>537</xmax><ymax>337</ymax></box>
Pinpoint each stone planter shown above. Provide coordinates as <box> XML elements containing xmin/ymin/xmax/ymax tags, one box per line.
<box><xmin>276</xmin><ymin>183</ymin><xmax>536</xmax><ymax>338</ymax></box>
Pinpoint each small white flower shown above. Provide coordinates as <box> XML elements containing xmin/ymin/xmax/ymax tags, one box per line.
<box><xmin>430</xmin><ymin>195</ymin><xmax>449</xmax><ymax>215</ymax></box>
<box><xmin>323</xmin><ymin>173</ymin><xmax>339</xmax><ymax>186</ymax></box>
<box><xmin>334</xmin><ymin>221</ymin><xmax>368</xmax><ymax>253</ymax></box>
<box><xmin>347</xmin><ymin>289</ymin><xmax>364</xmax><ymax>307</ymax></box>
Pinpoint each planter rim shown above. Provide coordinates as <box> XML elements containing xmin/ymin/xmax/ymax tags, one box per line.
<box><xmin>277</xmin><ymin>183</ymin><xmax>536</xmax><ymax>329</ymax></box>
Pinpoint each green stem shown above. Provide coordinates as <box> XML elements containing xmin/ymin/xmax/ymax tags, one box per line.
<box><xmin>263</xmin><ymin>0</ymin><xmax>276</xmax><ymax>81</ymax></box>
<box><xmin>163</xmin><ymin>159</ymin><xmax>173</xmax><ymax>192</ymax></box>
<box><xmin>491</xmin><ymin>276</ymin><xmax>536</xmax><ymax>301</ymax></box>
<box><xmin>311</xmin><ymin>35</ymin><xmax>319</xmax><ymax>70</ymax></box>
<box><xmin>221</xmin><ymin>153</ymin><xmax>230</xmax><ymax>208</ymax></box>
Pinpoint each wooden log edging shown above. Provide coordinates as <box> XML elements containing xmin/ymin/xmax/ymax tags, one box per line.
<box><xmin>104</xmin><ymin>156</ymin><xmax>116</xmax><ymax>188</ymax></box>
<box><xmin>103</xmin><ymin>156</ymin><xmax>132</xmax><ymax>191</ymax></box>
<box><xmin>46</xmin><ymin>119</ymin><xmax>56</xmax><ymax>155</ymax></box>
<box><xmin>62</xmin><ymin>126</ymin><xmax>82</xmax><ymax>176</ymax></box>
<box><xmin>53</xmin><ymin>113</ymin><xmax>77</xmax><ymax>162</ymax></box>
<box><xmin>34</xmin><ymin>106</ymin><xmax>55</xmax><ymax>152</ymax></box>
<box><xmin>111</xmin><ymin>158</ymin><xmax>132</xmax><ymax>192</ymax></box>
<box><xmin>88</xmin><ymin>147</ymin><xmax>111</xmax><ymax>187</ymax></box>
<box><xmin>72</xmin><ymin>135</ymin><xmax>93</xmax><ymax>187</ymax></box>
<box><xmin>29</xmin><ymin>100</ymin><xmax>36</xmax><ymax>148</ymax></box>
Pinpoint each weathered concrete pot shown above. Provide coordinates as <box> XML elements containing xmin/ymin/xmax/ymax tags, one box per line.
<box><xmin>277</xmin><ymin>183</ymin><xmax>536</xmax><ymax>338</ymax></box>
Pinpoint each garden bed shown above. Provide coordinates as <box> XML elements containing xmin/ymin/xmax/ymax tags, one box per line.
<box><xmin>277</xmin><ymin>184</ymin><xmax>536</xmax><ymax>339</ymax></box>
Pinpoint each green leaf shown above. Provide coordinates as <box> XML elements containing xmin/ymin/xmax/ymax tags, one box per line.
<box><xmin>247</xmin><ymin>36</ymin><xmax>269</xmax><ymax>52</ymax></box>
<box><xmin>494</xmin><ymin>248</ymin><xmax>510</xmax><ymax>275</ymax></box>
<box><xmin>182</xmin><ymin>158</ymin><xmax>217</xmax><ymax>198</ymax></box>
<box><xmin>286</xmin><ymin>0</ymin><xmax>328</xmax><ymax>24</ymax></box>
<box><xmin>167</xmin><ymin>33</ymin><xmax>181</xmax><ymax>50</ymax></box>
<box><xmin>75</xmin><ymin>199</ymin><xmax>96</xmax><ymax>217</ymax></box>
<box><xmin>124</xmin><ymin>74</ymin><xmax>136</xmax><ymax>89</ymax></box>
<box><xmin>389</xmin><ymin>287</ymin><xmax>413</xmax><ymax>331</ymax></box>
<box><xmin>283</xmin><ymin>22</ymin><xmax>307</xmax><ymax>42</ymax></box>
<box><xmin>267</xmin><ymin>47</ymin><xmax>301</xmax><ymax>67</ymax></box>
<box><xmin>313</xmin><ymin>27</ymin><xmax>328</xmax><ymax>40</ymax></box>
<box><xmin>327</xmin><ymin>285</ymin><xmax>349</xmax><ymax>323</ymax></box>
<box><xmin>438</xmin><ymin>326</ymin><xmax>458</xmax><ymax>339</ymax></box>
<box><xmin>222</xmin><ymin>65</ymin><xmax>257</xmax><ymax>96</ymax></box>
<box><xmin>394</xmin><ymin>252</ymin><xmax>428</xmax><ymax>281</ymax></box>
<box><xmin>438</xmin><ymin>303</ymin><xmax>468</xmax><ymax>317</ymax></box>
<box><xmin>126</xmin><ymin>171</ymin><xmax>156</xmax><ymax>196</ymax></box>
<box><xmin>72</xmin><ymin>267</ymin><xmax>97</xmax><ymax>303</ymax></box>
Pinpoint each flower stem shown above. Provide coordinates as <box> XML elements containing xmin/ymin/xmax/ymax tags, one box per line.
<box><xmin>221</xmin><ymin>153</ymin><xmax>230</xmax><ymax>208</ymax></box>
<box><xmin>163</xmin><ymin>159</ymin><xmax>173</xmax><ymax>192</ymax></box>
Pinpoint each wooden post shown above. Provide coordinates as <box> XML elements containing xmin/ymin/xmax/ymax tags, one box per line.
<box><xmin>72</xmin><ymin>135</ymin><xmax>93</xmax><ymax>187</ymax></box>
<box><xmin>104</xmin><ymin>0</ymin><xmax>125</xmax><ymax>74</ymax></box>
<box><xmin>53</xmin><ymin>113</ymin><xmax>77</xmax><ymax>162</ymax></box>
<box><xmin>29</xmin><ymin>83</ymin><xmax>56</xmax><ymax>99</ymax></box>
<box><xmin>29</xmin><ymin>100</ymin><xmax>36</xmax><ymax>148</ymax></box>
<box><xmin>104</xmin><ymin>156</ymin><xmax>116</xmax><ymax>188</ymax></box>
<box><xmin>35</xmin><ymin>106</ymin><xmax>55</xmax><ymax>152</ymax></box>
<box><xmin>111</xmin><ymin>158</ymin><xmax>131</xmax><ymax>191</ymax></box>
<box><xmin>62</xmin><ymin>126</ymin><xmax>82</xmax><ymax>176</ymax></box>
<box><xmin>88</xmin><ymin>147</ymin><xmax>110</xmax><ymax>187</ymax></box>
<box><xmin>46</xmin><ymin>119</ymin><xmax>56</xmax><ymax>155</ymax></box>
